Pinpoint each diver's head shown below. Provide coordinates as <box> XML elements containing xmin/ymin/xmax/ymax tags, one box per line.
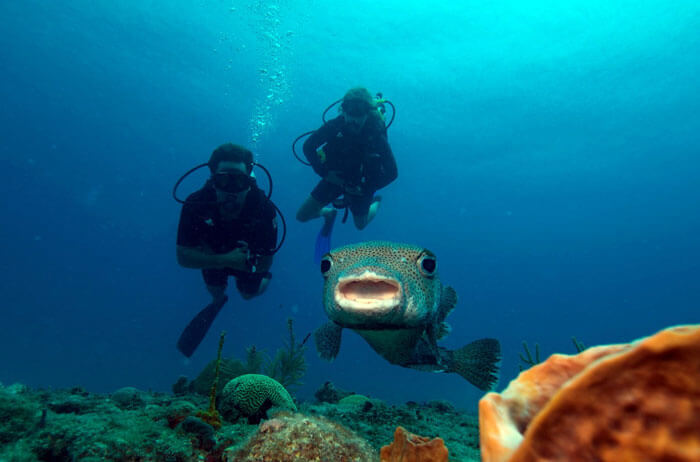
<box><xmin>209</xmin><ymin>143</ymin><xmax>254</xmax><ymax>176</ymax></box>
<box><xmin>209</xmin><ymin>143</ymin><xmax>255</xmax><ymax>217</ymax></box>
<box><xmin>340</xmin><ymin>87</ymin><xmax>374</xmax><ymax>133</ymax></box>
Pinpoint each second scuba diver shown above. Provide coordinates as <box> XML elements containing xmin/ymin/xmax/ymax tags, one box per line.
<box><xmin>296</xmin><ymin>87</ymin><xmax>398</xmax><ymax>255</ymax></box>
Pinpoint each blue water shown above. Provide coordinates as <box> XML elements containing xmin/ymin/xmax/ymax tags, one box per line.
<box><xmin>1</xmin><ymin>0</ymin><xmax>698</xmax><ymax>411</ymax></box>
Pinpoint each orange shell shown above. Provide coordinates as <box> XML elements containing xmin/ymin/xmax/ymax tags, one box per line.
<box><xmin>479</xmin><ymin>324</ymin><xmax>700</xmax><ymax>462</ymax></box>
<box><xmin>380</xmin><ymin>426</ymin><xmax>449</xmax><ymax>462</ymax></box>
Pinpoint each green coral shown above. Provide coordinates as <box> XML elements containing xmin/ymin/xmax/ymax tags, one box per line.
<box><xmin>219</xmin><ymin>374</ymin><xmax>296</xmax><ymax>424</ymax></box>
<box><xmin>191</xmin><ymin>319</ymin><xmax>307</xmax><ymax>396</ymax></box>
<box><xmin>197</xmin><ymin>331</ymin><xmax>226</xmax><ymax>429</ymax></box>
<box><xmin>0</xmin><ymin>389</ymin><xmax>40</xmax><ymax>444</ymax></box>
<box><xmin>519</xmin><ymin>336</ymin><xmax>588</xmax><ymax>371</ymax></box>
<box><xmin>264</xmin><ymin>318</ymin><xmax>307</xmax><ymax>389</ymax></box>
<box><xmin>518</xmin><ymin>341</ymin><xmax>541</xmax><ymax>371</ymax></box>
<box><xmin>337</xmin><ymin>394</ymin><xmax>371</xmax><ymax>411</ymax></box>
<box><xmin>191</xmin><ymin>344</ymin><xmax>265</xmax><ymax>397</ymax></box>
<box><xmin>244</xmin><ymin>345</ymin><xmax>266</xmax><ymax>373</ymax></box>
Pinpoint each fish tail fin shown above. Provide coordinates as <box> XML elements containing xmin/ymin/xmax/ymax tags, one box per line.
<box><xmin>447</xmin><ymin>338</ymin><xmax>501</xmax><ymax>391</ymax></box>
<box><xmin>314</xmin><ymin>321</ymin><xmax>343</xmax><ymax>361</ymax></box>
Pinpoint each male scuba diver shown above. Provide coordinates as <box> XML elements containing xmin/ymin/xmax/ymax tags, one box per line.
<box><xmin>175</xmin><ymin>143</ymin><xmax>278</xmax><ymax>357</ymax></box>
<box><xmin>296</xmin><ymin>87</ymin><xmax>398</xmax><ymax>256</ymax></box>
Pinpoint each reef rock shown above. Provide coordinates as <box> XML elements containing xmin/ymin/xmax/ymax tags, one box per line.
<box><xmin>226</xmin><ymin>412</ymin><xmax>375</xmax><ymax>461</ymax></box>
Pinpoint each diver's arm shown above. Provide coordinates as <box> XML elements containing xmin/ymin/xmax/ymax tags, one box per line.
<box><xmin>176</xmin><ymin>245</ymin><xmax>248</xmax><ymax>271</ymax></box>
<box><xmin>303</xmin><ymin>119</ymin><xmax>339</xmax><ymax>176</ymax></box>
<box><xmin>303</xmin><ymin>131</ymin><xmax>328</xmax><ymax>176</ymax></box>
<box><xmin>367</xmin><ymin>141</ymin><xmax>398</xmax><ymax>191</ymax></box>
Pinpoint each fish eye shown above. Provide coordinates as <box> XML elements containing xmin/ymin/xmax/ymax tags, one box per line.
<box><xmin>320</xmin><ymin>256</ymin><xmax>333</xmax><ymax>275</ymax></box>
<box><xmin>417</xmin><ymin>253</ymin><xmax>437</xmax><ymax>277</ymax></box>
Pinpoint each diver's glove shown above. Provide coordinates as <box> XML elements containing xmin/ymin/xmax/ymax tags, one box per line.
<box><xmin>246</xmin><ymin>254</ymin><xmax>260</xmax><ymax>273</ymax></box>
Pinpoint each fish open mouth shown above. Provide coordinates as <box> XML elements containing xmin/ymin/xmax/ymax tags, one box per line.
<box><xmin>335</xmin><ymin>274</ymin><xmax>401</xmax><ymax>312</ymax></box>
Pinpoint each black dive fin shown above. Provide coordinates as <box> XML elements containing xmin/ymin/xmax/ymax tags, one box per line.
<box><xmin>313</xmin><ymin>321</ymin><xmax>343</xmax><ymax>361</ymax></box>
<box><xmin>447</xmin><ymin>338</ymin><xmax>501</xmax><ymax>391</ymax></box>
<box><xmin>176</xmin><ymin>296</ymin><xmax>228</xmax><ymax>358</ymax></box>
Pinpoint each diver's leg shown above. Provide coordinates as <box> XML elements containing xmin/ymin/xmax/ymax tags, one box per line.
<box><xmin>351</xmin><ymin>194</ymin><xmax>381</xmax><ymax>230</ymax></box>
<box><xmin>296</xmin><ymin>195</ymin><xmax>325</xmax><ymax>222</ymax></box>
<box><xmin>202</xmin><ymin>269</ymin><xmax>228</xmax><ymax>303</ymax></box>
<box><xmin>297</xmin><ymin>180</ymin><xmax>343</xmax><ymax>222</ymax></box>
<box><xmin>236</xmin><ymin>272</ymin><xmax>272</xmax><ymax>300</ymax></box>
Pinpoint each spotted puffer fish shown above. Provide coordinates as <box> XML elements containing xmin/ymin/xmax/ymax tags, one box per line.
<box><xmin>314</xmin><ymin>241</ymin><xmax>501</xmax><ymax>391</ymax></box>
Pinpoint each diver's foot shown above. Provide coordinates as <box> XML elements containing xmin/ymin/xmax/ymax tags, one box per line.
<box><xmin>322</xmin><ymin>206</ymin><xmax>338</xmax><ymax>220</ymax></box>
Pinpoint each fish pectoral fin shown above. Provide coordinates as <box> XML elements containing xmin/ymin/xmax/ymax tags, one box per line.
<box><xmin>438</xmin><ymin>286</ymin><xmax>458</xmax><ymax>321</ymax></box>
<box><xmin>435</xmin><ymin>321</ymin><xmax>452</xmax><ymax>340</ymax></box>
<box><xmin>446</xmin><ymin>338</ymin><xmax>501</xmax><ymax>391</ymax></box>
<box><xmin>314</xmin><ymin>321</ymin><xmax>343</xmax><ymax>361</ymax></box>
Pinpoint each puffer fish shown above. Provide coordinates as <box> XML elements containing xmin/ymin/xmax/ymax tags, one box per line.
<box><xmin>314</xmin><ymin>241</ymin><xmax>501</xmax><ymax>391</ymax></box>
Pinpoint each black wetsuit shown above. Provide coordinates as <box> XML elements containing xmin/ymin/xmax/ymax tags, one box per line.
<box><xmin>303</xmin><ymin>114</ymin><xmax>398</xmax><ymax>215</ymax></box>
<box><xmin>176</xmin><ymin>181</ymin><xmax>277</xmax><ymax>295</ymax></box>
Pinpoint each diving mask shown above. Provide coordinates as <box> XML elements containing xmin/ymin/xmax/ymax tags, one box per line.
<box><xmin>213</xmin><ymin>170</ymin><xmax>254</xmax><ymax>193</ymax></box>
<box><xmin>341</xmin><ymin>99</ymin><xmax>371</xmax><ymax>129</ymax></box>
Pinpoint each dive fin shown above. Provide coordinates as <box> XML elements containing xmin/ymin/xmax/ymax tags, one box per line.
<box><xmin>176</xmin><ymin>296</ymin><xmax>228</xmax><ymax>358</ymax></box>
<box><xmin>313</xmin><ymin>321</ymin><xmax>343</xmax><ymax>361</ymax></box>
<box><xmin>447</xmin><ymin>338</ymin><xmax>501</xmax><ymax>391</ymax></box>
<box><xmin>314</xmin><ymin>209</ymin><xmax>338</xmax><ymax>263</ymax></box>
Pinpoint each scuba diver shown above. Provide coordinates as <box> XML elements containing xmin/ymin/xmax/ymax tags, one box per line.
<box><xmin>295</xmin><ymin>87</ymin><xmax>398</xmax><ymax>259</ymax></box>
<box><xmin>174</xmin><ymin>143</ymin><xmax>282</xmax><ymax>357</ymax></box>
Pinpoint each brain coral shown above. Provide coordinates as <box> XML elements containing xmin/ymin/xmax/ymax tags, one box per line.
<box><xmin>219</xmin><ymin>374</ymin><xmax>296</xmax><ymax>424</ymax></box>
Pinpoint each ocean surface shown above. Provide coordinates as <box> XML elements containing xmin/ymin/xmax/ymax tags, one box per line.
<box><xmin>1</xmin><ymin>0</ymin><xmax>698</xmax><ymax>411</ymax></box>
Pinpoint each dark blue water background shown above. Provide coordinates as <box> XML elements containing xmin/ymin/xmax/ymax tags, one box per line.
<box><xmin>1</xmin><ymin>1</ymin><xmax>698</xmax><ymax>410</ymax></box>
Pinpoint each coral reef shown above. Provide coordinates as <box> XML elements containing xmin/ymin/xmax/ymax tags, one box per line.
<box><xmin>225</xmin><ymin>412</ymin><xmax>376</xmax><ymax>461</ymax></box>
<box><xmin>313</xmin><ymin>381</ymin><xmax>356</xmax><ymax>404</ymax></box>
<box><xmin>380</xmin><ymin>426</ymin><xmax>449</xmax><ymax>462</ymax></box>
<box><xmin>480</xmin><ymin>324</ymin><xmax>700</xmax><ymax>462</ymax></box>
<box><xmin>0</xmin><ymin>386</ymin><xmax>40</xmax><ymax>444</ymax></box>
<box><xmin>111</xmin><ymin>386</ymin><xmax>146</xmax><ymax>410</ymax></box>
<box><xmin>0</xmin><ymin>379</ymin><xmax>483</xmax><ymax>461</ymax></box>
<box><xmin>219</xmin><ymin>374</ymin><xmax>297</xmax><ymax>424</ymax></box>
<box><xmin>302</xmin><ymin>393</ymin><xmax>481</xmax><ymax>461</ymax></box>
<box><xmin>0</xmin><ymin>386</ymin><xmax>196</xmax><ymax>461</ymax></box>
